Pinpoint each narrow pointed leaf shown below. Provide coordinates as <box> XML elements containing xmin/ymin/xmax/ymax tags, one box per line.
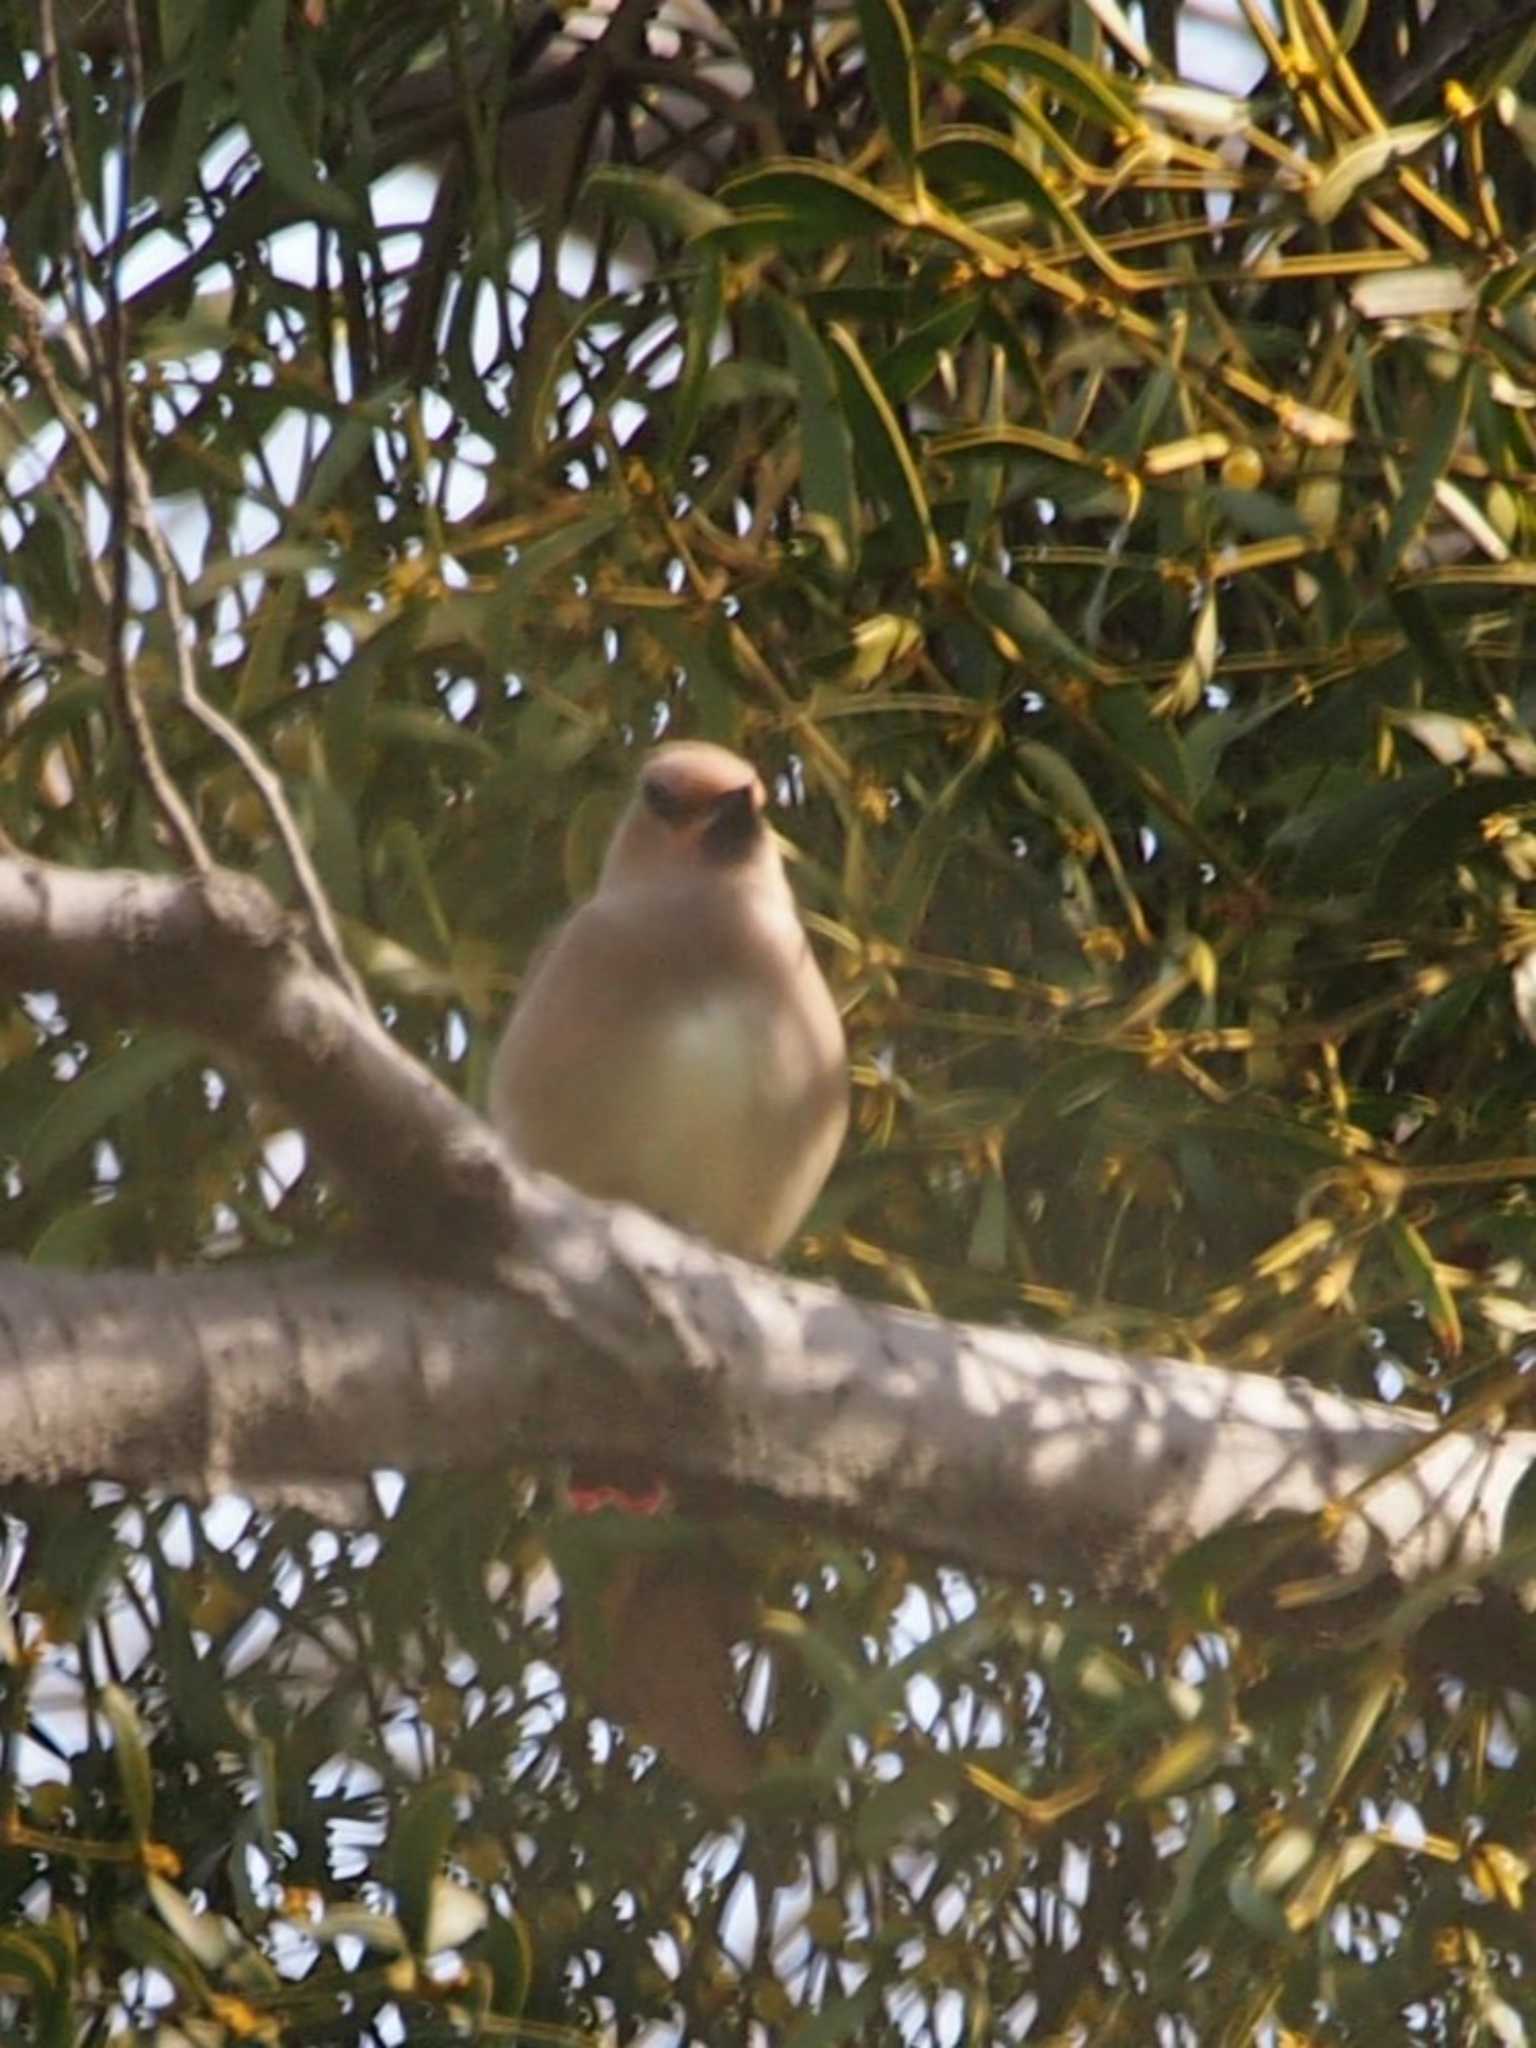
<box><xmin>957</xmin><ymin>30</ymin><xmax>1138</xmax><ymax>131</ymax></box>
<box><xmin>1308</xmin><ymin>120</ymin><xmax>1443</xmax><ymax>225</ymax></box>
<box><xmin>389</xmin><ymin>1776</ymin><xmax>461</xmax><ymax>1953</ymax></box>
<box><xmin>663</xmin><ymin>250</ymin><xmax>725</xmax><ymax>470</ymax></box>
<box><xmin>584</xmin><ymin>164</ymin><xmax>733</xmax><ymax>240</ymax></box>
<box><xmin>1380</xmin><ymin>361</ymin><xmax>1475</xmax><ymax>578</ymax></box>
<box><xmin>856</xmin><ymin>0</ymin><xmax>920</xmax><ymax>164</ymax></box>
<box><xmin>237</xmin><ymin>0</ymin><xmax>361</xmax><ymax>230</ymax></box>
<box><xmin>773</xmin><ymin>299</ymin><xmax>861</xmax><ymax>574</ymax></box>
<box><xmin>826</xmin><ymin>323</ymin><xmax>939</xmax><ymax>572</ymax></box>
<box><xmin>21</xmin><ymin>1032</ymin><xmax>200</xmax><ymax>1184</ymax></box>
<box><xmin>969</xmin><ymin>565</ymin><xmax>1091</xmax><ymax>672</ymax></box>
<box><xmin>716</xmin><ymin>162</ymin><xmax>916</xmax><ymax>249</ymax></box>
<box><xmin>877</xmin><ymin>291</ymin><xmax>981</xmax><ymax>403</ymax></box>
<box><xmin>100</xmin><ymin>1685</ymin><xmax>155</xmax><ymax>1844</ymax></box>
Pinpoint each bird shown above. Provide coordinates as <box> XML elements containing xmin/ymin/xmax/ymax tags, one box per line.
<box><xmin>490</xmin><ymin>740</ymin><xmax>848</xmax><ymax>1259</ymax></box>
<box><xmin>489</xmin><ymin>739</ymin><xmax>849</xmax><ymax>1796</ymax></box>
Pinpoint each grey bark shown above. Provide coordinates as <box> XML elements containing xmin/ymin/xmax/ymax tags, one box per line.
<box><xmin>0</xmin><ymin>849</ymin><xmax>1529</xmax><ymax>1598</ymax></box>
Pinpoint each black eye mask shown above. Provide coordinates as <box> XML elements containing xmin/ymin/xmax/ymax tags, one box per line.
<box><xmin>643</xmin><ymin>778</ymin><xmax>762</xmax><ymax>863</ymax></box>
<box><xmin>700</xmin><ymin>784</ymin><xmax>762</xmax><ymax>864</ymax></box>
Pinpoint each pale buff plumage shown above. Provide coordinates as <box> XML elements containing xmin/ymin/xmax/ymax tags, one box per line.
<box><xmin>488</xmin><ymin>741</ymin><xmax>848</xmax><ymax>1801</ymax></box>
<box><xmin>490</xmin><ymin>741</ymin><xmax>848</xmax><ymax>1260</ymax></box>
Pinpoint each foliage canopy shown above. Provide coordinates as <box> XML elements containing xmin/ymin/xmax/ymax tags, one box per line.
<box><xmin>6</xmin><ymin>0</ymin><xmax>1536</xmax><ymax>2037</ymax></box>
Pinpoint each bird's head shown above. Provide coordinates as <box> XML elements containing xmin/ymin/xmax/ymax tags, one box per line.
<box><xmin>599</xmin><ymin>742</ymin><xmax>784</xmax><ymax>894</ymax></box>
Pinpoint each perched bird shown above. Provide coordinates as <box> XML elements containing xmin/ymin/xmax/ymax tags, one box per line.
<box><xmin>490</xmin><ymin>740</ymin><xmax>848</xmax><ymax>1260</ymax></box>
<box><xmin>489</xmin><ymin>739</ymin><xmax>849</xmax><ymax>1796</ymax></box>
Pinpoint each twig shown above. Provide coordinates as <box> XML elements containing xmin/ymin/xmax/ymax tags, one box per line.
<box><xmin>20</xmin><ymin>11</ymin><xmax>373</xmax><ymax>1014</ymax></box>
<box><xmin>505</xmin><ymin>0</ymin><xmax>661</xmax><ymax>467</ymax></box>
<box><xmin>37</xmin><ymin>0</ymin><xmax>105</xmax><ymax>392</ymax></box>
<box><xmin>99</xmin><ymin>0</ymin><xmax>213</xmax><ymax>874</ymax></box>
<box><xmin>120</xmin><ymin>442</ymin><xmax>373</xmax><ymax>1010</ymax></box>
<box><xmin>0</xmin><ymin>386</ymin><xmax>112</xmax><ymax>613</ymax></box>
<box><xmin>0</xmin><ymin>245</ymin><xmax>207</xmax><ymax>870</ymax></box>
<box><xmin>1378</xmin><ymin>0</ymin><xmax>1536</xmax><ymax>114</ymax></box>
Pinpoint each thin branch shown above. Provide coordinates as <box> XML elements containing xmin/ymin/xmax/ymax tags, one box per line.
<box><xmin>36</xmin><ymin>0</ymin><xmax>104</xmax><ymax>391</ymax></box>
<box><xmin>28</xmin><ymin>9</ymin><xmax>371</xmax><ymax>1008</ymax></box>
<box><xmin>1377</xmin><ymin>0</ymin><xmax>1536</xmax><ymax>114</ymax></box>
<box><xmin>505</xmin><ymin>0</ymin><xmax>662</xmax><ymax>467</ymax></box>
<box><xmin>151</xmin><ymin>613</ymin><xmax>374</xmax><ymax>1012</ymax></box>
<box><xmin>0</xmin><ymin>249</ymin><xmax>206</xmax><ymax>869</ymax></box>
<box><xmin>0</xmin><ymin>846</ymin><xmax>1526</xmax><ymax>1602</ymax></box>
<box><xmin>97</xmin><ymin>0</ymin><xmax>213</xmax><ymax>874</ymax></box>
<box><xmin>0</xmin><ymin>384</ymin><xmax>112</xmax><ymax>614</ymax></box>
<box><xmin>1</xmin><ymin>276</ymin><xmax>368</xmax><ymax>1003</ymax></box>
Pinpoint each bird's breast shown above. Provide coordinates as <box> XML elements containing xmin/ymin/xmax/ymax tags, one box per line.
<box><xmin>617</xmin><ymin>990</ymin><xmax>792</xmax><ymax>1186</ymax></box>
<box><xmin>492</xmin><ymin>894</ymin><xmax>847</xmax><ymax>1261</ymax></box>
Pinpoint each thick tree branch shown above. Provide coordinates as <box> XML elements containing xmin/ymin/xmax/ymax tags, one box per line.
<box><xmin>0</xmin><ymin>1243</ymin><xmax>1525</xmax><ymax>1598</ymax></box>
<box><xmin>0</xmin><ymin>855</ymin><xmax>510</xmax><ymax>1269</ymax></box>
<box><xmin>0</xmin><ymin>845</ymin><xmax>1531</xmax><ymax>1600</ymax></box>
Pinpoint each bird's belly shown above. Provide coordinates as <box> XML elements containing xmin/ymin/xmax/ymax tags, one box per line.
<box><xmin>615</xmin><ymin>997</ymin><xmax>783</xmax><ymax>1217</ymax></box>
<box><xmin>504</xmin><ymin>990</ymin><xmax>820</xmax><ymax>1260</ymax></box>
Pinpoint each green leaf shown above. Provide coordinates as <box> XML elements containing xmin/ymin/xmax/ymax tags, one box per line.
<box><xmin>147</xmin><ymin>1875</ymin><xmax>238</xmax><ymax>1972</ymax></box>
<box><xmin>0</xmin><ymin>1922</ymin><xmax>73</xmax><ymax>2048</ymax></box>
<box><xmin>389</xmin><ymin>1775</ymin><xmax>461</xmax><ymax>1953</ymax></box>
<box><xmin>969</xmin><ymin>564</ymin><xmax>1092</xmax><ymax>672</ymax></box>
<box><xmin>715</xmin><ymin>162</ymin><xmax>916</xmax><ymax>250</ymax></box>
<box><xmin>186</xmin><ymin>540</ymin><xmax>335</xmax><ymax>608</ymax></box>
<box><xmin>1379</xmin><ymin>360</ymin><xmax>1475</xmax><ymax>579</ymax></box>
<box><xmin>1307</xmin><ymin>120</ymin><xmax>1443</xmax><ymax>225</ymax></box>
<box><xmin>1012</xmin><ymin>739</ymin><xmax>1111</xmax><ymax>835</ymax></box>
<box><xmin>876</xmin><ymin>290</ymin><xmax>981</xmax><ymax>403</ymax></box>
<box><xmin>1095</xmin><ymin>685</ymin><xmax>1198</xmax><ymax>814</ymax></box>
<box><xmin>111</xmin><ymin>1911</ymin><xmax>214</xmax><ymax>2004</ymax></box>
<box><xmin>20</xmin><ymin>1032</ymin><xmax>201</xmax><ymax>1185</ymax></box>
<box><xmin>584</xmin><ymin>163</ymin><xmax>733</xmax><ymax>240</ymax></box>
<box><xmin>1374</xmin><ymin>775</ymin><xmax>1536</xmax><ymax>908</ymax></box>
<box><xmin>1272</xmin><ymin>764</ymin><xmax>1447</xmax><ymax>884</ymax></box>
<box><xmin>1131</xmin><ymin>1724</ymin><xmax>1227</xmax><ymax>1801</ymax></box>
<box><xmin>1395</xmin><ymin>970</ymin><xmax>1489</xmax><ymax>1062</ymax></box>
<box><xmin>311</xmin><ymin>1905</ymin><xmax>409</xmax><ymax>1955</ymax></box>
<box><xmin>100</xmin><ymin>1684</ymin><xmax>155</xmax><ymax>1844</ymax></box>
<box><xmin>856</xmin><ymin>0</ymin><xmax>920</xmax><ymax>164</ymax></box>
<box><xmin>918</xmin><ymin>125</ymin><xmax>1068</xmax><ymax>223</ymax></box>
<box><xmin>1225</xmin><ymin>1864</ymin><xmax>1297</xmax><ymax>1944</ymax></box>
<box><xmin>301</xmin><ymin>405</ymin><xmax>392</xmax><ymax>515</ymax></box>
<box><xmin>484</xmin><ymin>504</ymin><xmax>625</xmax><ymax>668</ymax></box>
<box><xmin>931</xmin><ymin>421</ymin><xmax>1101</xmax><ymax>483</ymax></box>
<box><xmin>921</xmin><ymin>126</ymin><xmax>1132</xmax><ymax>285</ymax></box>
<box><xmin>1383</xmin><ymin>1215</ymin><xmax>1461</xmax><ymax>1355</ymax></box>
<box><xmin>967</xmin><ymin>1167</ymin><xmax>1009</xmax><ymax>1271</ymax></box>
<box><xmin>663</xmin><ymin>249</ymin><xmax>725</xmax><ymax>472</ymax></box>
<box><xmin>153</xmin><ymin>0</ymin><xmax>238</xmax><ymax>218</ymax></box>
<box><xmin>772</xmin><ymin>299</ymin><xmax>861</xmax><ymax>575</ymax></box>
<box><xmin>853</xmin><ymin>1755</ymin><xmax>967</xmax><ymax>1857</ymax></box>
<box><xmin>956</xmin><ymin>30</ymin><xmax>1138</xmax><ymax>131</ymax></box>
<box><xmin>237</xmin><ymin>0</ymin><xmax>362</xmax><ymax>231</ymax></box>
<box><xmin>784</xmin><ymin>1984</ymin><xmax>882</xmax><ymax>2048</ymax></box>
<box><xmin>24</xmin><ymin>1200</ymin><xmax>119</xmax><ymax>1269</ymax></box>
<box><xmin>697</xmin><ymin>359</ymin><xmax>798</xmax><ymax>410</ymax></box>
<box><xmin>14</xmin><ymin>499</ymin><xmax>83</xmax><ymax>621</ymax></box>
<box><xmin>480</xmin><ymin>1908</ymin><xmax>534</xmax><ymax>2019</ymax></box>
<box><xmin>366</xmin><ymin>706</ymin><xmax>500</xmax><ymax>765</ymax></box>
<box><xmin>826</xmin><ymin>322</ymin><xmax>939</xmax><ymax>572</ymax></box>
<box><xmin>636</xmin><ymin>609</ymin><xmax>744</xmax><ymax>737</ymax></box>
<box><xmin>1498</xmin><ymin>1456</ymin><xmax>1536</xmax><ymax>1563</ymax></box>
<box><xmin>0</xmin><ymin>1928</ymin><xmax>64</xmax><ymax>2002</ymax></box>
<box><xmin>288</xmin><ymin>775</ymin><xmax>365</xmax><ymax>918</ymax></box>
